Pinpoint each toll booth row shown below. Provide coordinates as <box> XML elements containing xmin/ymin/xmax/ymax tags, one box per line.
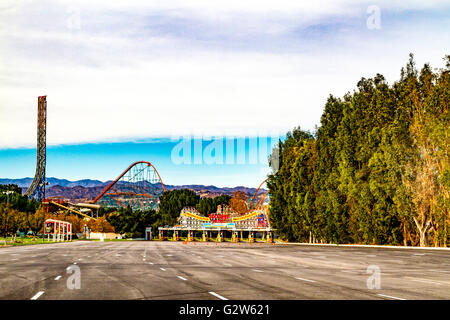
<box><xmin>157</xmin><ymin>228</ymin><xmax>273</xmax><ymax>243</ymax></box>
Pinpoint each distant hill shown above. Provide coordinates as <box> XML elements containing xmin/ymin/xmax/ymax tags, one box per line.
<box><xmin>0</xmin><ymin>177</ymin><xmax>104</xmax><ymax>188</ymax></box>
<box><xmin>0</xmin><ymin>177</ymin><xmax>267</xmax><ymax>202</ymax></box>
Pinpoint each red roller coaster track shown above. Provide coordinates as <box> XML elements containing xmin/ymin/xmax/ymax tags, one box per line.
<box><xmin>91</xmin><ymin>161</ymin><xmax>166</xmax><ymax>210</ymax></box>
<box><xmin>249</xmin><ymin>178</ymin><xmax>268</xmax><ymax>209</ymax></box>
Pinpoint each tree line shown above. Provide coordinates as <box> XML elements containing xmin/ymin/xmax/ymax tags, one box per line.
<box><xmin>0</xmin><ymin>186</ymin><xmax>42</xmax><ymax>244</ymax></box>
<box><xmin>267</xmin><ymin>54</ymin><xmax>449</xmax><ymax>247</ymax></box>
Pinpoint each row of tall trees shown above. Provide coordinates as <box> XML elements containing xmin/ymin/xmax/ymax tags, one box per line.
<box><xmin>268</xmin><ymin>55</ymin><xmax>449</xmax><ymax>246</ymax></box>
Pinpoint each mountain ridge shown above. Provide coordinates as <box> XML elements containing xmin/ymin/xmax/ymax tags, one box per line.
<box><xmin>0</xmin><ymin>177</ymin><xmax>267</xmax><ymax>202</ymax></box>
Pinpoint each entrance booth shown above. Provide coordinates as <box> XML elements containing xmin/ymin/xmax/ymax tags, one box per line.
<box><xmin>145</xmin><ymin>227</ymin><xmax>152</xmax><ymax>240</ymax></box>
<box><xmin>231</xmin><ymin>230</ymin><xmax>239</xmax><ymax>242</ymax></box>
<box><xmin>249</xmin><ymin>230</ymin><xmax>255</xmax><ymax>243</ymax></box>
<box><xmin>187</xmin><ymin>230</ymin><xmax>194</xmax><ymax>242</ymax></box>
<box><xmin>44</xmin><ymin>219</ymin><xmax>72</xmax><ymax>242</ymax></box>
<box><xmin>217</xmin><ymin>230</ymin><xmax>223</xmax><ymax>242</ymax></box>
<box><xmin>202</xmin><ymin>230</ymin><xmax>208</xmax><ymax>242</ymax></box>
<box><xmin>266</xmin><ymin>231</ymin><xmax>273</xmax><ymax>243</ymax></box>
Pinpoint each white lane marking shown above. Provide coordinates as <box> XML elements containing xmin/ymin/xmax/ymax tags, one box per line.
<box><xmin>209</xmin><ymin>292</ymin><xmax>228</xmax><ymax>300</ymax></box>
<box><xmin>54</xmin><ymin>276</ymin><xmax>62</xmax><ymax>281</ymax></box>
<box><xmin>31</xmin><ymin>291</ymin><xmax>45</xmax><ymax>300</ymax></box>
<box><xmin>295</xmin><ymin>277</ymin><xmax>317</xmax><ymax>283</ymax></box>
<box><xmin>414</xmin><ymin>253</ymin><xmax>425</xmax><ymax>256</ymax></box>
<box><xmin>166</xmin><ymin>254</ymin><xmax>173</xmax><ymax>257</ymax></box>
<box><xmin>252</xmin><ymin>269</ymin><xmax>264</xmax><ymax>273</ymax></box>
<box><xmin>367</xmin><ymin>255</ymin><xmax>377</xmax><ymax>257</ymax></box>
<box><xmin>177</xmin><ymin>276</ymin><xmax>187</xmax><ymax>281</ymax></box>
<box><xmin>411</xmin><ymin>279</ymin><xmax>443</xmax><ymax>286</ymax></box>
<box><xmin>160</xmin><ymin>268</ymin><xmax>166</xmax><ymax>271</ymax></box>
<box><xmin>73</xmin><ymin>262</ymin><xmax>77</xmax><ymax>265</ymax></box>
<box><xmin>377</xmin><ymin>294</ymin><xmax>406</xmax><ymax>300</ymax></box>
<box><xmin>78</xmin><ymin>258</ymin><xmax>82</xmax><ymax>261</ymax></box>
<box><xmin>149</xmin><ymin>262</ymin><xmax>154</xmax><ymax>265</ymax></box>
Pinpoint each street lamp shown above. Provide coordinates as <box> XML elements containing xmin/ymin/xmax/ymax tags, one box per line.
<box><xmin>2</xmin><ymin>191</ymin><xmax>14</xmax><ymax>204</ymax></box>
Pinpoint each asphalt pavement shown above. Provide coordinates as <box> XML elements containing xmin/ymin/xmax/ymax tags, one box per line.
<box><xmin>0</xmin><ymin>240</ymin><xmax>449</xmax><ymax>300</ymax></box>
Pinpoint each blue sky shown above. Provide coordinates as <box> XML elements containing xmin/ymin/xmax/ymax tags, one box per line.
<box><xmin>0</xmin><ymin>1</ymin><xmax>449</xmax><ymax>186</ymax></box>
<box><xmin>0</xmin><ymin>136</ymin><xmax>281</xmax><ymax>187</ymax></box>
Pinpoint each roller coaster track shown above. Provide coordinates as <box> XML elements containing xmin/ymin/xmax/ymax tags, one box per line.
<box><xmin>249</xmin><ymin>178</ymin><xmax>268</xmax><ymax>209</ymax></box>
<box><xmin>91</xmin><ymin>161</ymin><xmax>166</xmax><ymax>211</ymax></box>
<box><xmin>50</xmin><ymin>201</ymin><xmax>97</xmax><ymax>220</ymax></box>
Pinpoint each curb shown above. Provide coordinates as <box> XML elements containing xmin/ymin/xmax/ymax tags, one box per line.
<box><xmin>284</xmin><ymin>242</ymin><xmax>450</xmax><ymax>251</ymax></box>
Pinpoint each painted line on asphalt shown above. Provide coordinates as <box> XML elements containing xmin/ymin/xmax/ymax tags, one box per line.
<box><xmin>410</xmin><ymin>278</ymin><xmax>443</xmax><ymax>286</ymax></box>
<box><xmin>252</xmin><ymin>269</ymin><xmax>264</xmax><ymax>273</ymax></box>
<box><xmin>209</xmin><ymin>292</ymin><xmax>228</xmax><ymax>300</ymax></box>
<box><xmin>149</xmin><ymin>262</ymin><xmax>154</xmax><ymax>265</ymax></box>
<box><xmin>160</xmin><ymin>268</ymin><xmax>166</xmax><ymax>271</ymax></box>
<box><xmin>177</xmin><ymin>276</ymin><xmax>187</xmax><ymax>281</ymax></box>
<box><xmin>54</xmin><ymin>275</ymin><xmax>62</xmax><ymax>280</ymax></box>
<box><xmin>31</xmin><ymin>291</ymin><xmax>45</xmax><ymax>300</ymax></box>
<box><xmin>295</xmin><ymin>277</ymin><xmax>317</xmax><ymax>283</ymax></box>
<box><xmin>377</xmin><ymin>294</ymin><xmax>406</xmax><ymax>300</ymax></box>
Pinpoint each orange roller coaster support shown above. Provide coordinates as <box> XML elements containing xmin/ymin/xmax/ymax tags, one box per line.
<box><xmin>91</xmin><ymin>161</ymin><xmax>166</xmax><ymax>204</ymax></box>
<box><xmin>255</xmin><ymin>190</ymin><xmax>270</xmax><ymax>209</ymax></box>
<box><xmin>250</xmin><ymin>178</ymin><xmax>268</xmax><ymax>209</ymax></box>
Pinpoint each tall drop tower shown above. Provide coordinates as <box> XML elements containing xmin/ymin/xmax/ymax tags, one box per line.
<box><xmin>25</xmin><ymin>96</ymin><xmax>47</xmax><ymax>201</ymax></box>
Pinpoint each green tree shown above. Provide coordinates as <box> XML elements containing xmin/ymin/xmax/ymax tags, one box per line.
<box><xmin>267</xmin><ymin>54</ymin><xmax>449</xmax><ymax>246</ymax></box>
<box><xmin>157</xmin><ymin>189</ymin><xmax>200</xmax><ymax>228</ymax></box>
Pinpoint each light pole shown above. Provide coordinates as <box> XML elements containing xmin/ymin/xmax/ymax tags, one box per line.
<box><xmin>2</xmin><ymin>191</ymin><xmax>14</xmax><ymax>204</ymax></box>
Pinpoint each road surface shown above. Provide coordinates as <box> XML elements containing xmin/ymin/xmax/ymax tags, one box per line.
<box><xmin>0</xmin><ymin>241</ymin><xmax>449</xmax><ymax>300</ymax></box>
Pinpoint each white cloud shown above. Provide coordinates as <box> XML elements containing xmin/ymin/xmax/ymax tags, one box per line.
<box><xmin>0</xmin><ymin>0</ymin><xmax>449</xmax><ymax>149</ymax></box>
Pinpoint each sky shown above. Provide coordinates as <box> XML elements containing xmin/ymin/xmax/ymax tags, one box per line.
<box><xmin>0</xmin><ymin>0</ymin><xmax>449</xmax><ymax>187</ymax></box>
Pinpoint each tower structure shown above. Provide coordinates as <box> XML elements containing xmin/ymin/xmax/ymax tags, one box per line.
<box><xmin>25</xmin><ymin>96</ymin><xmax>47</xmax><ymax>201</ymax></box>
